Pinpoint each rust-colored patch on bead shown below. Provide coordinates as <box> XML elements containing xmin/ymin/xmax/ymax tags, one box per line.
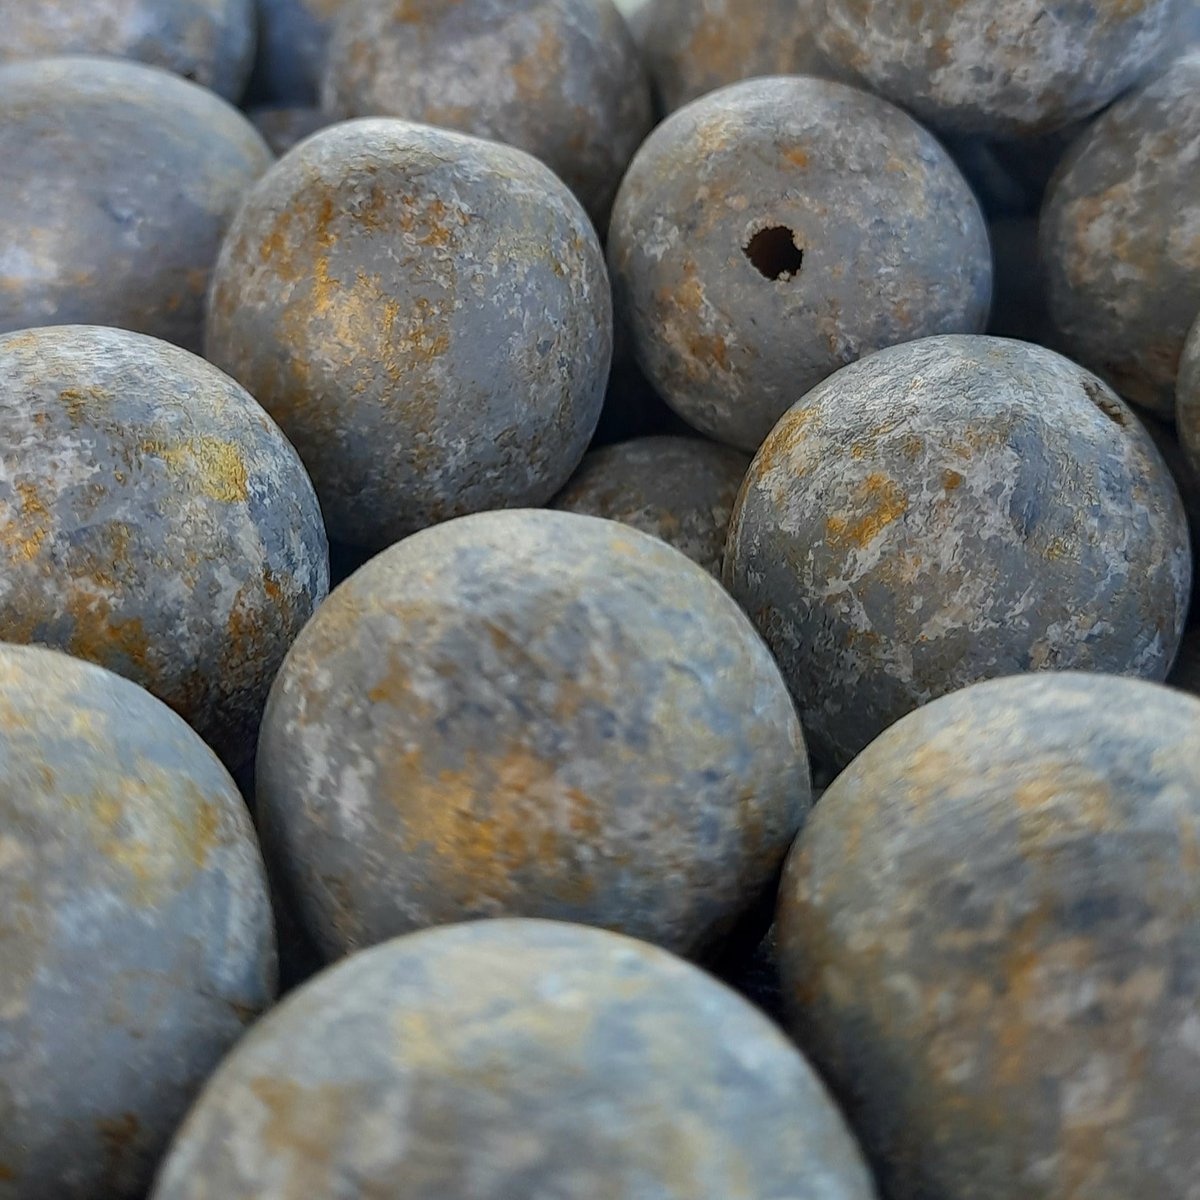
<box><xmin>825</xmin><ymin>473</ymin><xmax>908</xmax><ymax>548</ymax></box>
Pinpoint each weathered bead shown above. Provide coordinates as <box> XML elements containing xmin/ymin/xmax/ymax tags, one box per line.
<box><xmin>551</xmin><ymin>435</ymin><xmax>750</xmax><ymax>576</ymax></box>
<box><xmin>206</xmin><ymin>119</ymin><xmax>611</xmax><ymax>552</ymax></box>
<box><xmin>777</xmin><ymin>671</ymin><xmax>1200</xmax><ymax>1200</ymax></box>
<box><xmin>0</xmin><ymin>0</ymin><xmax>256</xmax><ymax>99</ymax></box>
<box><xmin>724</xmin><ymin>335</ymin><xmax>1192</xmax><ymax>768</ymax></box>
<box><xmin>1042</xmin><ymin>52</ymin><xmax>1200</xmax><ymax>417</ymax></box>
<box><xmin>256</xmin><ymin>509</ymin><xmax>810</xmax><ymax>962</ymax></box>
<box><xmin>609</xmin><ymin>76</ymin><xmax>991</xmax><ymax>451</ymax></box>
<box><xmin>321</xmin><ymin>0</ymin><xmax>653</xmax><ymax>227</ymax></box>
<box><xmin>0</xmin><ymin>56</ymin><xmax>271</xmax><ymax>353</ymax></box>
<box><xmin>151</xmin><ymin>919</ymin><xmax>876</xmax><ymax>1200</ymax></box>
<box><xmin>801</xmin><ymin>0</ymin><xmax>1182</xmax><ymax>136</ymax></box>
<box><xmin>0</xmin><ymin>643</ymin><xmax>276</xmax><ymax>1200</ymax></box>
<box><xmin>0</xmin><ymin>325</ymin><xmax>329</xmax><ymax>768</ymax></box>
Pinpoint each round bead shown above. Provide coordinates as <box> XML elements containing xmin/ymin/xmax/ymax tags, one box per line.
<box><xmin>1042</xmin><ymin>52</ymin><xmax>1200</xmax><ymax>417</ymax></box>
<box><xmin>551</xmin><ymin>435</ymin><xmax>750</xmax><ymax>576</ymax></box>
<box><xmin>0</xmin><ymin>325</ymin><xmax>329</xmax><ymax>768</ymax></box>
<box><xmin>0</xmin><ymin>56</ymin><xmax>271</xmax><ymax>354</ymax></box>
<box><xmin>151</xmin><ymin>919</ymin><xmax>874</xmax><ymax>1200</ymax></box>
<box><xmin>724</xmin><ymin>335</ymin><xmax>1193</xmax><ymax>768</ymax></box>
<box><xmin>0</xmin><ymin>0</ymin><xmax>256</xmax><ymax>99</ymax></box>
<box><xmin>638</xmin><ymin>0</ymin><xmax>846</xmax><ymax>114</ymax></box>
<box><xmin>777</xmin><ymin>671</ymin><xmax>1200</xmax><ymax>1200</ymax></box>
<box><xmin>206</xmin><ymin>118</ymin><xmax>611</xmax><ymax>552</ymax></box>
<box><xmin>0</xmin><ymin>643</ymin><xmax>276</xmax><ymax>1200</ymax></box>
<box><xmin>256</xmin><ymin>509</ymin><xmax>809</xmax><ymax>961</ymax></box>
<box><xmin>320</xmin><ymin>0</ymin><xmax>653</xmax><ymax>228</ymax></box>
<box><xmin>802</xmin><ymin>0</ymin><xmax>1182</xmax><ymax>137</ymax></box>
<box><xmin>608</xmin><ymin>76</ymin><xmax>991</xmax><ymax>452</ymax></box>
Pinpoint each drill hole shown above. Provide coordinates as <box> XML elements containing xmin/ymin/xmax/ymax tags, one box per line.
<box><xmin>1082</xmin><ymin>378</ymin><xmax>1128</xmax><ymax>427</ymax></box>
<box><xmin>744</xmin><ymin>226</ymin><xmax>805</xmax><ymax>281</ymax></box>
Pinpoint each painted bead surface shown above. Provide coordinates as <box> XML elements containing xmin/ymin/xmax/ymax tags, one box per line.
<box><xmin>206</xmin><ymin>119</ymin><xmax>611</xmax><ymax>552</ymax></box>
<box><xmin>151</xmin><ymin>919</ymin><xmax>875</xmax><ymax>1200</ymax></box>
<box><xmin>257</xmin><ymin>509</ymin><xmax>810</xmax><ymax>962</ymax></box>
<box><xmin>638</xmin><ymin>0</ymin><xmax>846</xmax><ymax>114</ymax></box>
<box><xmin>320</xmin><ymin>0</ymin><xmax>653</xmax><ymax>228</ymax></box>
<box><xmin>0</xmin><ymin>57</ymin><xmax>271</xmax><ymax>354</ymax></box>
<box><xmin>609</xmin><ymin>76</ymin><xmax>991</xmax><ymax>452</ymax></box>
<box><xmin>0</xmin><ymin>325</ymin><xmax>329</xmax><ymax>768</ymax></box>
<box><xmin>1042</xmin><ymin>52</ymin><xmax>1200</xmax><ymax>417</ymax></box>
<box><xmin>0</xmin><ymin>0</ymin><xmax>256</xmax><ymax>99</ymax></box>
<box><xmin>551</xmin><ymin>435</ymin><xmax>750</xmax><ymax>576</ymax></box>
<box><xmin>0</xmin><ymin>644</ymin><xmax>276</xmax><ymax>1200</ymax></box>
<box><xmin>777</xmin><ymin>672</ymin><xmax>1200</xmax><ymax>1200</ymax></box>
<box><xmin>801</xmin><ymin>0</ymin><xmax>1182</xmax><ymax>136</ymax></box>
<box><xmin>724</xmin><ymin>335</ymin><xmax>1192</xmax><ymax>768</ymax></box>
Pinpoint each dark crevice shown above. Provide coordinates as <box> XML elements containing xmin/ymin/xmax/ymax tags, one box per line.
<box><xmin>744</xmin><ymin>225</ymin><xmax>805</xmax><ymax>281</ymax></box>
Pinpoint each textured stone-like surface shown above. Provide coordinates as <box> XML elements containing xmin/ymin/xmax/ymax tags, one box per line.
<box><xmin>551</xmin><ymin>436</ymin><xmax>750</xmax><ymax>575</ymax></box>
<box><xmin>321</xmin><ymin>0</ymin><xmax>653</xmax><ymax>227</ymax></box>
<box><xmin>248</xmin><ymin>106</ymin><xmax>336</xmax><ymax>156</ymax></box>
<box><xmin>0</xmin><ymin>0</ymin><xmax>255</xmax><ymax>99</ymax></box>
<box><xmin>801</xmin><ymin>0</ymin><xmax>1181</xmax><ymax>136</ymax></box>
<box><xmin>639</xmin><ymin>0</ymin><xmax>846</xmax><ymax>114</ymax></box>
<box><xmin>248</xmin><ymin>0</ymin><xmax>348</xmax><ymax>104</ymax></box>
<box><xmin>257</xmin><ymin>509</ymin><xmax>809</xmax><ymax>961</ymax></box>
<box><xmin>777</xmin><ymin>672</ymin><xmax>1200</xmax><ymax>1200</ymax></box>
<box><xmin>0</xmin><ymin>57</ymin><xmax>271</xmax><ymax>354</ymax></box>
<box><xmin>609</xmin><ymin>76</ymin><xmax>991</xmax><ymax>452</ymax></box>
<box><xmin>724</xmin><ymin>335</ymin><xmax>1193</xmax><ymax>768</ymax></box>
<box><xmin>1178</xmin><ymin>309</ymin><xmax>1200</xmax><ymax>476</ymax></box>
<box><xmin>0</xmin><ymin>325</ymin><xmax>329</xmax><ymax>768</ymax></box>
<box><xmin>1042</xmin><ymin>52</ymin><xmax>1200</xmax><ymax>417</ymax></box>
<box><xmin>152</xmin><ymin>919</ymin><xmax>875</xmax><ymax>1200</ymax></box>
<box><xmin>0</xmin><ymin>644</ymin><xmax>276</xmax><ymax>1200</ymax></box>
<box><xmin>207</xmin><ymin>119</ymin><xmax>610</xmax><ymax>552</ymax></box>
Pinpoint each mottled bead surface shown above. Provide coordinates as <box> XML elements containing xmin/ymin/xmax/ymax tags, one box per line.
<box><xmin>0</xmin><ymin>0</ymin><xmax>256</xmax><ymax>99</ymax></box>
<box><xmin>609</xmin><ymin>77</ymin><xmax>991</xmax><ymax>452</ymax></box>
<box><xmin>151</xmin><ymin>919</ymin><xmax>875</xmax><ymax>1200</ymax></box>
<box><xmin>321</xmin><ymin>0</ymin><xmax>653</xmax><ymax>227</ymax></box>
<box><xmin>0</xmin><ymin>644</ymin><xmax>276</xmax><ymax>1200</ymax></box>
<box><xmin>0</xmin><ymin>57</ymin><xmax>271</xmax><ymax>354</ymax></box>
<box><xmin>248</xmin><ymin>0</ymin><xmax>347</xmax><ymax>104</ymax></box>
<box><xmin>248</xmin><ymin>105</ymin><xmax>336</xmax><ymax>156</ymax></box>
<box><xmin>551</xmin><ymin>436</ymin><xmax>750</xmax><ymax>575</ymax></box>
<box><xmin>1177</xmin><ymin>309</ymin><xmax>1200</xmax><ymax>475</ymax></box>
<box><xmin>724</xmin><ymin>336</ymin><xmax>1192</xmax><ymax>769</ymax></box>
<box><xmin>207</xmin><ymin>119</ymin><xmax>610</xmax><ymax>552</ymax></box>
<box><xmin>1042</xmin><ymin>52</ymin><xmax>1200</xmax><ymax>417</ymax></box>
<box><xmin>257</xmin><ymin>509</ymin><xmax>809</xmax><ymax>961</ymax></box>
<box><xmin>638</xmin><ymin>0</ymin><xmax>845</xmax><ymax>114</ymax></box>
<box><xmin>777</xmin><ymin>672</ymin><xmax>1200</xmax><ymax>1200</ymax></box>
<box><xmin>800</xmin><ymin>0</ymin><xmax>1182</xmax><ymax>136</ymax></box>
<box><xmin>0</xmin><ymin>325</ymin><xmax>329</xmax><ymax>768</ymax></box>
